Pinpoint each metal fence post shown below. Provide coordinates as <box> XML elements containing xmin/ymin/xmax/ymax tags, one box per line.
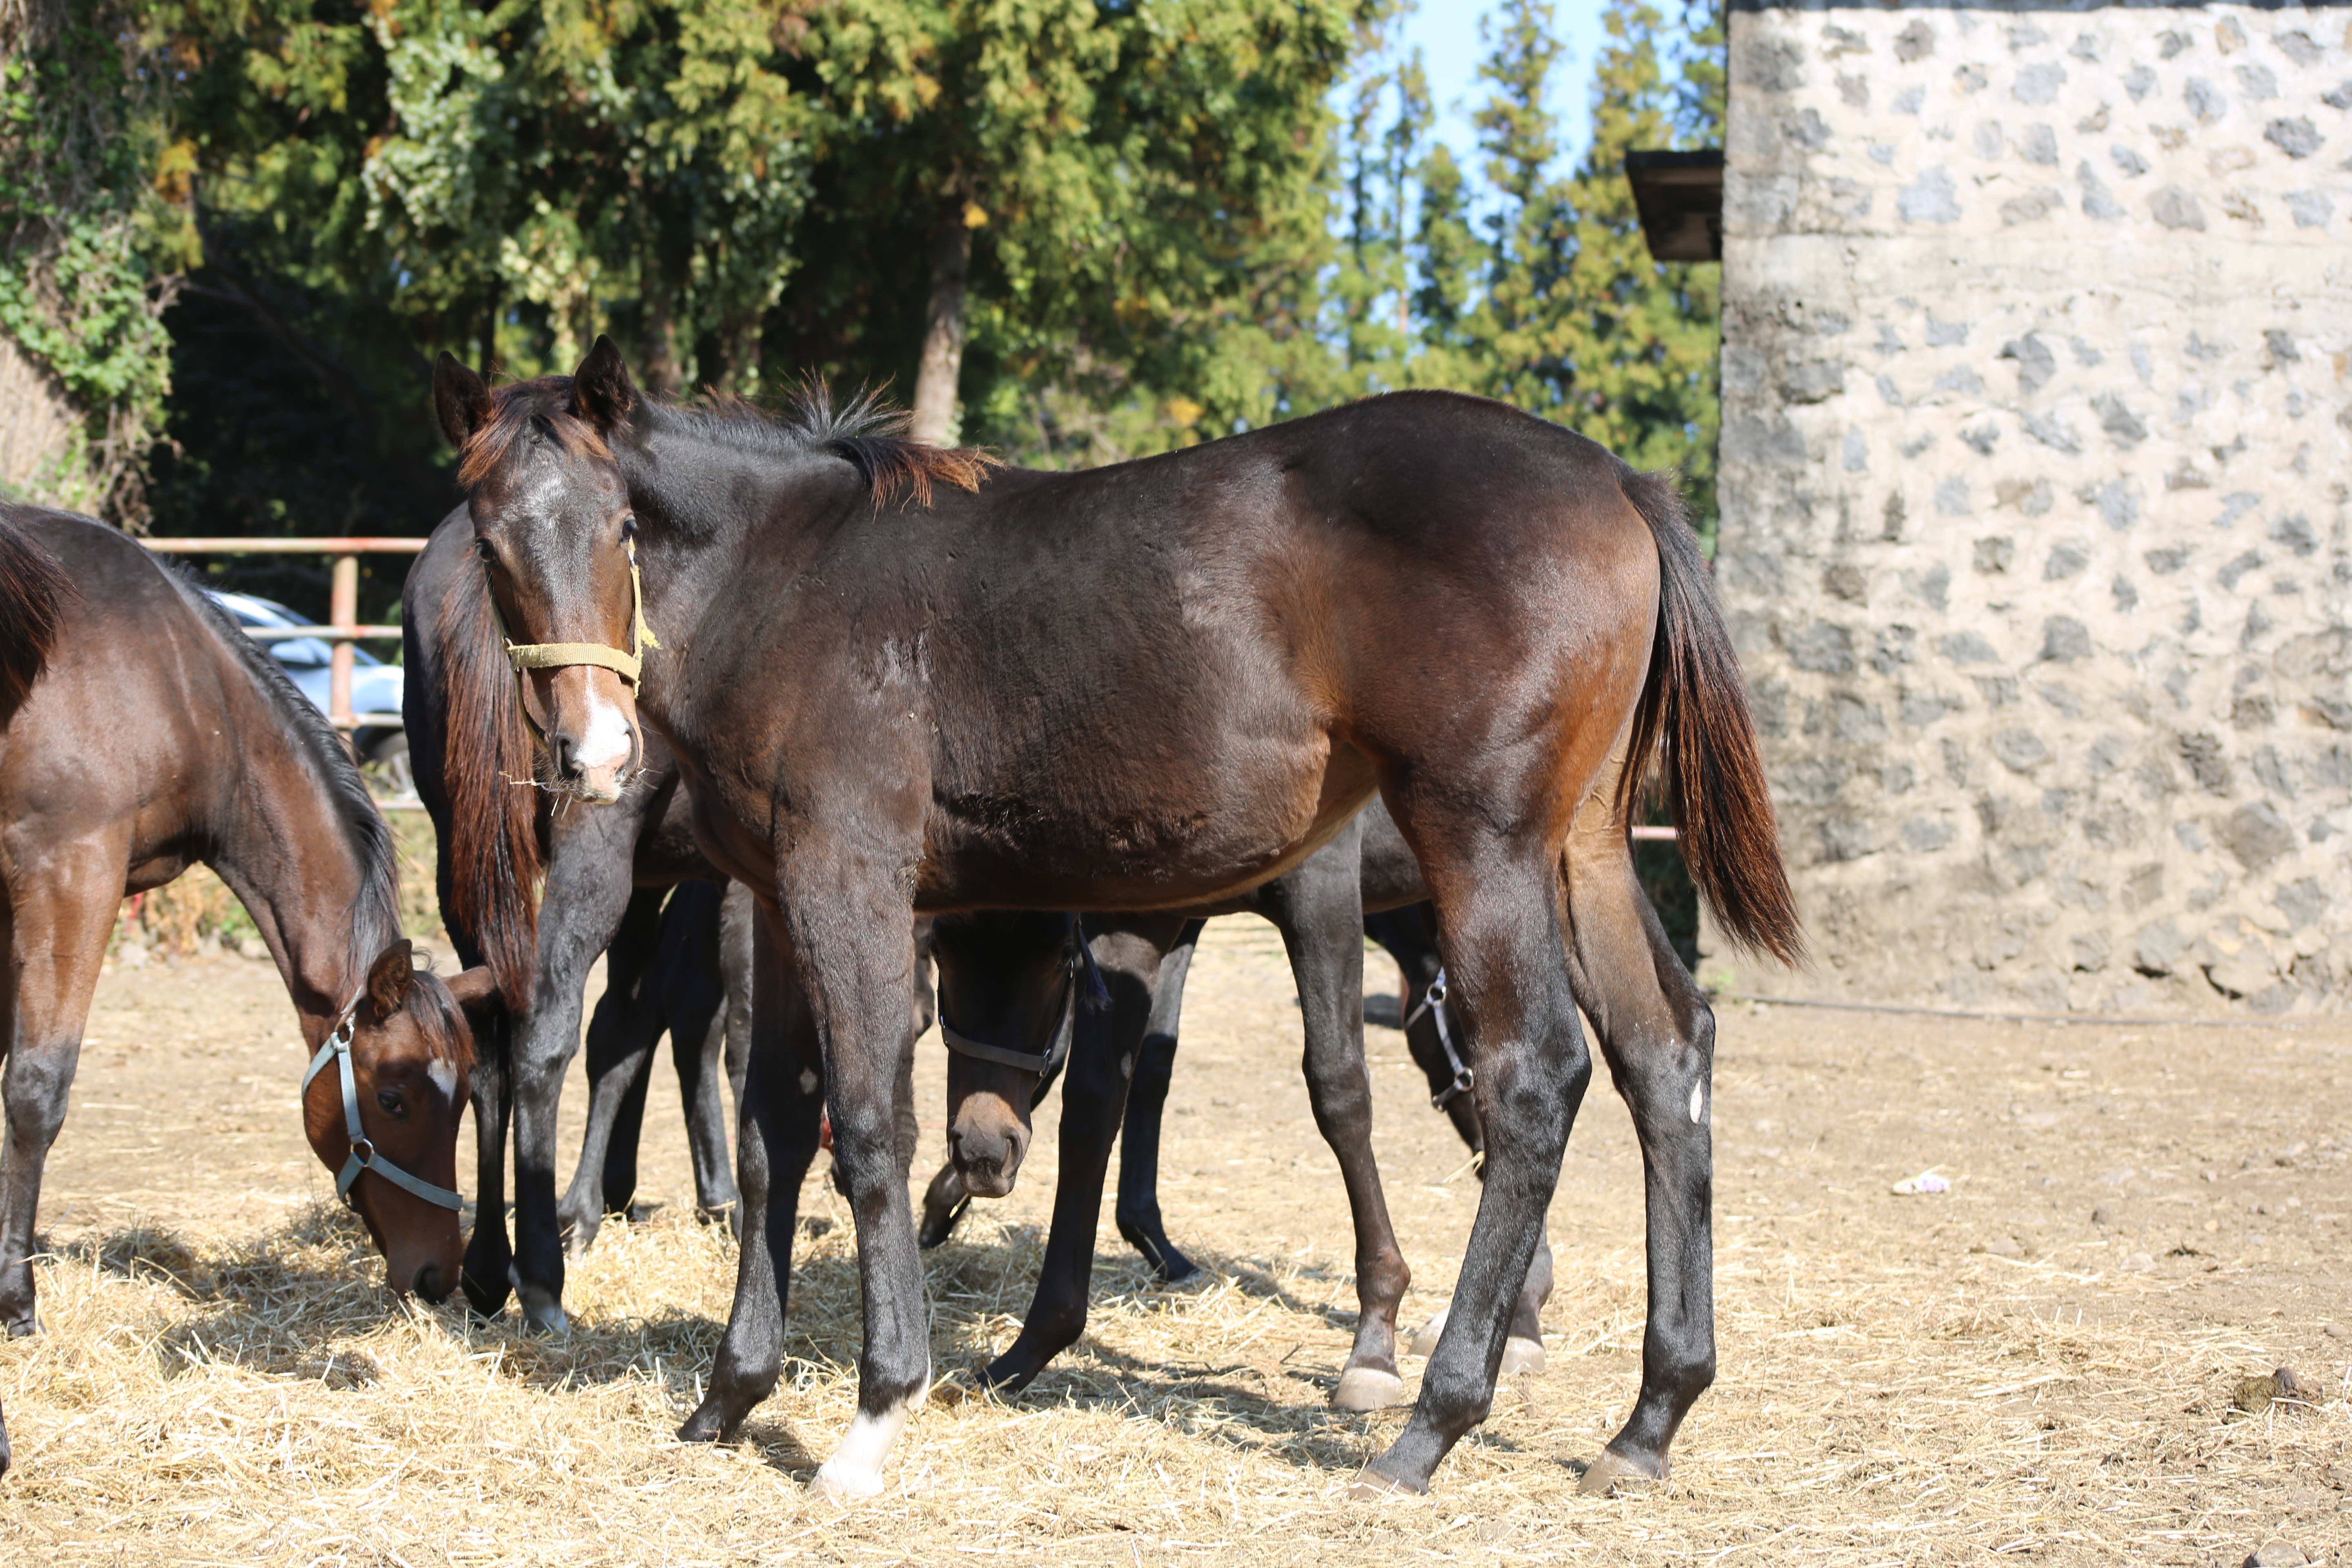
<box><xmin>329</xmin><ymin>551</ymin><xmax>358</xmax><ymax>726</ymax></box>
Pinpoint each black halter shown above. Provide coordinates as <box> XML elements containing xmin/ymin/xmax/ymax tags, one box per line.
<box><xmin>936</xmin><ymin>918</ymin><xmax>1102</xmax><ymax>1080</ymax></box>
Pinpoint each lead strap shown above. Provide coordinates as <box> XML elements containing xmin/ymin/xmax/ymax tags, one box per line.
<box><xmin>1403</xmin><ymin>968</ymin><xmax>1475</xmax><ymax>1109</ymax></box>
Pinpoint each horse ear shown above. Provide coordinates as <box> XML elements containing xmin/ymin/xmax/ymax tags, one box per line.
<box><xmin>366</xmin><ymin>939</ymin><xmax>416</xmax><ymax>1018</ymax></box>
<box><xmin>434</xmin><ymin>353</ymin><xmax>492</xmax><ymax>450</ymax></box>
<box><xmin>571</xmin><ymin>335</ymin><xmax>639</xmax><ymax>430</ymax></box>
<box><xmin>442</xmin><ymin>966</ymin><xmax>499</xmax><ymax>1011</ymax></box>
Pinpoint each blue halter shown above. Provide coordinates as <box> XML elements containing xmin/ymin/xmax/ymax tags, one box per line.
<box><xmin>301</xmin><ymin>999</ymin><xmax>464</xmax><ymax>1212</ymax></box>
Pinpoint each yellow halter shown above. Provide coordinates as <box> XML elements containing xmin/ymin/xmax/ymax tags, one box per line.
<box><xmin>501</xmin><ymin>539</ymin><xmax>660</xmax><ymax>686</ymax></box>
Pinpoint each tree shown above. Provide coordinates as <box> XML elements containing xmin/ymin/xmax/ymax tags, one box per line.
<box><xmin>780</xmin><ymin>0</ymin><xmax>1367</xmax><ymax>448</ymax></box>
<box><xmin>0</xmin><ymin>1</ymin><xmax>190</xmax><ymax>521</ymax></box>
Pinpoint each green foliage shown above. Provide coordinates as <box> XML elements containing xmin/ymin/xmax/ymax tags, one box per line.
<box><xmin>169</xmin><ymin>0</ymin><xmax>817</xmax><ymax>391</ymax></box>
<box><xmin>0</xmin><ymin>2</ymin><xmax>191</xmax><ymax>520</ymax></box>
<box><xmin>1310</xmin><ymin>0</ymin><xmax>1726</xmax><ymax>535</ymax></box>
<box><xmin>775</xmin><ymin>0</ymin><xmax>1367</xmax><ymax>459</ymax></box>
<box><xmin>2</xmin><ymin>0</ymin><xmax>1723</xmax><ymax>553</ymax></box>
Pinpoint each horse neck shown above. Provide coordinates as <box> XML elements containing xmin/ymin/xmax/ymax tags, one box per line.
<box><xmin>622</xmin><ymin>428</ymin><xmax>839</xmax><ymax>709</ymax></box>
<box><xmin>198</xmin><ymin>660</ymin><xmax>393</xmax><ymax>1047</ymax></box>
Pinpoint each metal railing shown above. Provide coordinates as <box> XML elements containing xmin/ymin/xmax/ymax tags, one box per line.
<box><xmin>141</xmin><ymin>536</ymin><xmax>429</xmax><ymax>727</ymax></box>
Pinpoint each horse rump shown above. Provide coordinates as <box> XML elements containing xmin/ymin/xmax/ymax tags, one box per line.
<box><xmin>0</xmin><ymin>504</ymin><xmax>76</xmax><ymax>710</ymax></box>
<box><xmin>1611</xmin><ymin>465</ymin><xmax>1805</xmax><ymax>966</ymax></box>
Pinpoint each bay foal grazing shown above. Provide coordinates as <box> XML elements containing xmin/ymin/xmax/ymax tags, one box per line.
<box><xmin>0</xmin><ymin>506</ymin><xmax>494</xmax><ymax>1327</ymax></box>
<box><xmin>432</xmin><ymin>340</ymin><xmax>1800</xmax><ymax>1499</ymax></box>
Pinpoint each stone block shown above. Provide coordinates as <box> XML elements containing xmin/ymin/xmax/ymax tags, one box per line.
<box><xmin>1716</xmin><ymin>2</ymin><xmax>2351</xmax><ymax>1014</ymax></box>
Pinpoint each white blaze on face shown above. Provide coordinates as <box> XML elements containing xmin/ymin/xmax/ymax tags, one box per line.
<box><xmin>812</xmin><ymin>1375</ymin><xmax>927</xmax><ymax>1499</ymax></box>
<box><xmin>1689</xmin><ymin>1084</ymin><xmax>1705</xmax><ymax>1125</ymax></box>
<box><xmin>427</xmin><ymin>1056</ymin><xmax>459</xmax><ymax>1104</ymax></box>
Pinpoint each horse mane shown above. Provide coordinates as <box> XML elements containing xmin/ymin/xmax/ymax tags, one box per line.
<box><xmin>434</xmin><ymin>554</ymin><xmax>543</xmax><ymax>1013</ymax></box>
<box><xmin>0</xmin><ymin>504</ymin><xmax>77</xmax><ymax>709</ymax></box>
<box><xmin>456</xmin><ymin>372</ymin><xmax>996</xmax><ymax>512</ymax></box>
<box><xmin>647</xmin><ymin>383</ymin><xmax>997</xmax><ymax>508</ymax></box>
<box><xmin>171</xmin><ymin>573</ymin><xmax>406</xmax><ymax>981</ymax></box>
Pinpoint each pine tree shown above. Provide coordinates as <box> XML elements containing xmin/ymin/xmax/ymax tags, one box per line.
<box><xmin>1548</xmin><ymin>0</ymin><xmax>1723</xmax><ymax>531</ymax></box>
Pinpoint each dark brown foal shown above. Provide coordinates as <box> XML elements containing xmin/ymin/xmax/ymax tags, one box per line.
<box><xmin>432</xmin><ymin>343</ymin><xmax>1798</xmax><ymax>1500</ymax></box>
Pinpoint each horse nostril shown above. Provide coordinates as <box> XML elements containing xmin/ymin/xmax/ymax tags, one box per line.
<box><xmin>413</xmin><ymin>1263</ymin><xmax>450</xmax><ymax>1302</ymax></box>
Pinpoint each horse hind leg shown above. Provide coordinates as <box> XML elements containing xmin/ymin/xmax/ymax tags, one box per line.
<box><xmin>1559</xmin><ymin>837</ymin><xmax>1718</xmax><ymax>1496</ymax></box>
<box><xmin>1356</xmin><ymin>833</ymin><xmax>1589</xmax><ymax>1497</ymax></box>
<box><xmin>558</xmin><ymin>886</ymin><xmax>668</xmax><ymax>1253</ymax></box>
<box><xmin>0</xmin><ymin>841</ymin><xmax>128</xmax><ymax>1335</ymax></box>
<box><xmin>658</xmin><ymin>882</ymin><xmax>739</xmax><ymax>1229</ymax></box>
<box><xmin>1258</xmin><ymin>825</ymin><xmax>1414</xmax><ymax>1412</ymax></box>
<box><xmin>1370</xmin><ymin>903</ymin><xmax>1550</xmax><ymax>1379</ymax></box>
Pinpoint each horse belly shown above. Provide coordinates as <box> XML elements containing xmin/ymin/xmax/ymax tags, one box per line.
<box><xmin>920</xmin><ymin>730</ymin><xmax>1378</xmax><ymax>912</ymax></box>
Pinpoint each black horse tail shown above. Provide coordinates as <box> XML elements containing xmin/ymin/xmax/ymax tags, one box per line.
<box><xmin>0</xmin><ymin>505</ymin><xmax>75</xmax><ymax>710</ymax></box>
<box><xmin>1612</xmin><ymin>465</ymin><xmax>1805</xmax><ymax>966</ymax></box>
<box><xmin>434</xmin><ymin>557</ymin><xmax>543</xmax><ymax>1012</ymax></box>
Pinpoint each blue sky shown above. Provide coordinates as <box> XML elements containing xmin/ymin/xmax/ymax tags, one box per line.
<box><xmin>1392</xmin><ymin>1</ymin><xmax>1609</xmax><ymax>178</ymax></box>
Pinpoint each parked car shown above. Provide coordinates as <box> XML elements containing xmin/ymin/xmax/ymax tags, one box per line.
<box><xmin>207</xmin><ymin>590</ymin><xmax>410</xmax><ymax>795</ymax></box>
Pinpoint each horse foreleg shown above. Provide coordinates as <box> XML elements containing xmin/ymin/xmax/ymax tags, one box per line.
<box><xmin>460</xmin><ymin>1007</ymin><xmax>514</xmax><ymax>1317</ymax></box>
<box><xmin>983</xmin><ymin>918</ymin><xmax>1172</xmax><ymax>1394</ymax></box>
<box><xmin>0</xmin><ymin>840</ymin><xmax>126</xmax><ymax>1335</ymax></box>
<box><xmin>1261</xmin><ymin>823</ymin><xmax>1414</xmax><ymax>1413</ymax></box>
<box><xmin>510</xmin><ymin>803</ymin><xmax>647</xmax><ymax>1334</ymax></box>
<box><xmin>1560</xmin><ymin>840</ymin><xmax>1716</xmax><ymax>1495</ymax></box>
<box><xmin>680</xmin><ymin>911</ymin><xmax>820</xmax><ymax>1446</ymax></box>
<box><xmin>1112</xmin><ymin>918</ymin><xmax>1201</xmax><ymax>1283</ymax></box>
<box><xmin>771</xmin><ymin>869</ymin><xmax>929</xmax><ymax>1502</ymax></box>
<box><xmin>560</xmin><ymin>886</ymin><xmax>670</xmax><ymax>1249</ymax></box>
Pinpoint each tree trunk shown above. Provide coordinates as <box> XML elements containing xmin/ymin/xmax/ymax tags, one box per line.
<box><xmin>643</xmin><ymin>291</ymin><xmax>681</xmax><ymax>399</ymax></box>
<box><xmin>909</xmin><ymin>204</ymin><xmax>971</xmax><ymax>448</ymax></box>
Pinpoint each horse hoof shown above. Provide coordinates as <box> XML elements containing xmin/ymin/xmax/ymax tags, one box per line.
<box><xmin>1499</xmin><ymin>1335</ymin><xmax>1547</xmax><ymax>1378</ymax></box>
<box><xmin>1331</xmin><ymin>1366</ymin><xmax>1407</xmax><ymax>1412</ymax></box>
<box><xmin>1577</xmin><ymin>1448</ymin><xmax>1666</xmax><ymax>1496</ymax></box>
<box><xmin>517</xmin><ymin>1285</ymin><xmax>570</xmax><ymax>1337</ymax></box>
<box><xmin>1406</xmin><ymin>1308</ymin><xmax>1448</xmax><ymax>1359</ymax></box>
<box><xmin>1348</xmin><ymin>1464</ymin><xmax>1428</xmax><ymax>1501</ymax></box>
<box><xmin>675</xmin><ymin>1400</ymin><xmax>732</xmax><ymax>1444</ymax></box>
<box><xmin>4</xmin><ymin>1315</ymin><xmax>38</xmax><ymax>1340</ymax></box>
<box><xmin>808</xmin><ymin>1460</ymin><xmax>885</xmax><ymax>1501</ymax></box>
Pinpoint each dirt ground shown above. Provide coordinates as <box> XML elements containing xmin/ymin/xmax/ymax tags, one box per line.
<box><xmin>2</xmin><ymin>913</ymin><xmax>2348</xmax><ymax>1565</ymax></box>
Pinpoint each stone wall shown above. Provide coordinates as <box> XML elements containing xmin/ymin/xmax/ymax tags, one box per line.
<box><xmin>1709</xmin><ymin>1</ymin><xmax>2352</xmax><ymax>1013</ymax></box>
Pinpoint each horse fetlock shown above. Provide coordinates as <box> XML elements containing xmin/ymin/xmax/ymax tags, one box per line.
<box><xmin>811</xmin><ymin>1394</ymin><xmax>917</xmax><ymax>1501</ymax></box>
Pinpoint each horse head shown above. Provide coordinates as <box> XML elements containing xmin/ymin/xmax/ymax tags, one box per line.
<box><xmin>934</xmin><ymin>913</ymin><xmax>1093</xmax><ymax>1198</ymax></box>
<box><xmin>302</xmin><ymin>940</ymin><xmax>494</xmax><ymax>1302</ymax></box>
<box><xmin>435</xmin><ymin>340</ymin><xmax>648</xmax><ymax>806</ymax></box>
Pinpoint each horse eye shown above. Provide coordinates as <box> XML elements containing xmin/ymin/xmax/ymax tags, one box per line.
<box><xmin>475</xmin><ymin>539</ymin><xmax>497</xmax><ymax>562</ymax></box>
<box><xmin>620</xmin><ymin>515</ymin><xmax>639</xmax><ymax>542</ymax></box>
<box><xmin>376</xmin><ymin>1089</ymin><xmax>407</xmax><ymax>1118</ymax></box>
